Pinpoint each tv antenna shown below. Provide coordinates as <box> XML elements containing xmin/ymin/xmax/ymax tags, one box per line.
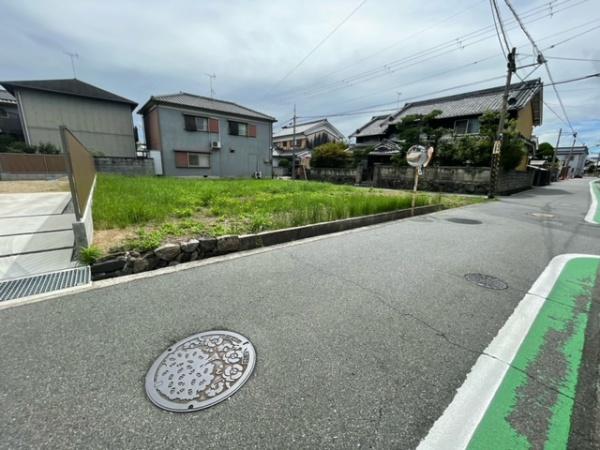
<box><xmin>64</xmin><ymin>51</ymin><xmax>79</xmax><ymax>78</ymax></box>
<box><xmin>204</xmin><ymin>73</ymin><xmax>216</xmax><ymax>98</ymax></box>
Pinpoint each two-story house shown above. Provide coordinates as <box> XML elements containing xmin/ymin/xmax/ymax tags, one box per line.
<box><xmin>351</xmin><ymin>79</ymin><xmax>543</xmax><ymax>166</ymax></box>
<box><xmin>139</xmin><ymin>93</ymin><xmax>276</xmax><ymax>178</ymax></box>
<box><xmin>0</xmin><ymin>79</ymin><xmax>138</xmax><ymax>156</ymax></box>
<box><xmin>272</xmin><ymin>118</ymin><xmax>345</xmax><ymax>150</ymax></box>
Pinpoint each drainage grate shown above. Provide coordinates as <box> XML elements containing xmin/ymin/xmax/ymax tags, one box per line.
<box><xmin>145</xmin><ymin>330</ymin><xmax>256</xmax><ymax>412</ymax></box>
<box><xmin>446</xmin><ymin>218</ymin><xmax>482</xmax><ymax>225</ymax></box>
<box><xmin>464</xmin><ymin>273</ymin><xmax>508</xmax><ymax>290</ymax></box>
<box><xmin>0</xmin><ymin>266</ymin><xmax>90</xmax><ymax>302</ymax></box>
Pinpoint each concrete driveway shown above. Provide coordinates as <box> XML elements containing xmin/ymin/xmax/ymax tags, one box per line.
<box><xmin>0</xmin><ymin>192</ymin><xmax>77</xmax><ymax>280</ymax></box>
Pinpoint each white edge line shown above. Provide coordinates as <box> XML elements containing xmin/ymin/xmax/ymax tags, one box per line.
<box><xmin>584</xmin><ymin>180</ymin><xmax>599</xmax><ymax>224</ymax></box>
<box><xmin>417</xmin><ymin>253</ymin><xmax>600</xmax><ymax>450</ymax></box>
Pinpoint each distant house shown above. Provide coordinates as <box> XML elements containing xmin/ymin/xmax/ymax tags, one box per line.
<box><xmin>351</xmin><ymin>79</ymin><xmax>543</xmax><ymax>163</ymax></box>
<box><xmin>139</xmin><ymin>93</ymin><xmax>276</xmax><ymax>178</ymax></box>
<box><xmin>0</xmin><ymin>79</ymin><xmax>138</xmax><ymax>157</ymax></box>
<box><xmin>272</xmin><ymin>119</ymin><xmax>345</xmax><ymax>172</ymax></box>
<box><xmin>555</xmin><ymin>145</ymin><xmax>588</xmax><ymax>178</ymax></box>
<box><xmin>273</xmin><ymin>118</ymin><xmax>345</xmax><ymax>150</ymax></box>
<box><xmin>0</xmin><ymin>90</ymin><xmax>23</xmax><ymax>139</ymax></box>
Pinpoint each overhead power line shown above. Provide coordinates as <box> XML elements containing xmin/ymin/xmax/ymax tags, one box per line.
<box><xmin>266</xmin><ymin>0</ymin><xmax>586</xmax><ymax>102</ymax></box>
<box><xmin>545</xmin><ymin>55</ymin><xmax>600</xmax><ymax>62</ymax></box>
<box><xmin>265</xmin><ymin>0</ymin><xmax>368</xmax><ymax>94</ymax></box>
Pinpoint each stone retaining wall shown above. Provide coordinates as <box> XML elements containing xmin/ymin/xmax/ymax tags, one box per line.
<box><xmin>94</xmin><ymin>156</ymin><xmax>154</xmax><ymax>176</ymax></box>
<box><xmin>309</xmin><ymin>167</ymin><xmax>359</xmax><ymax>184</ymax></box>
<box><xmin>90</xmin><ymin>204</ymin><xmax>443</xmax><ymax>280</ymax></box>
<box><xmin>373</xmin><ymin>165</ymin><xmax>532</xmax><ymax>195</ymax></box>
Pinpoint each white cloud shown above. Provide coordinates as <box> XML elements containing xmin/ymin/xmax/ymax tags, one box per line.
<box><xmin>0</xmin><ymin>0</ymin><xmax>598</xmax><ymax>146</ymax></box>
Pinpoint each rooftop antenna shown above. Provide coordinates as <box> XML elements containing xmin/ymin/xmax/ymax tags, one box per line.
<box><xmin>396</xmin><ymin>92</ymin><xmax>402</xmax><ymax>109</ymax></box>
<box><xmin>204</xmin><ymin>73</ymin><xmax>216</xmax><ymax>98</ymax></box>
<box><xmin>64</xmin><ymin>51</ymin><xmax>79</xmax><ymax>78</ymax></box>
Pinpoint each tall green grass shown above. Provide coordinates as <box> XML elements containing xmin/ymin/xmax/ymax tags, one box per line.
<box><xmin>93</xmin><ymin>174</ymin><xmax>479</xmax><ymax>249</ymax></box>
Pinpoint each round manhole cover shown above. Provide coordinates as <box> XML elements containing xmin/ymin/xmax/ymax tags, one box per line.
<box><xmin>446</xmin><ymin>218</ymin><xmax>482</xmax><ymax>225</ymax></box>
<box><xmin>145</xmin><ymin>330</ymin><xmax>256</xmax><ymax>412</ymax></box>
<box><xmin>464</xmin><ymin>273</ymin><xmax>508</xmax><ymax>290</ymax></box>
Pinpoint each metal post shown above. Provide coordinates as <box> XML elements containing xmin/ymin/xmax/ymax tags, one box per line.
<box><xmin>411</xmin><ymin>168</ymin><xmax>419</xmax><ymax>216</ymax></box>
<box><xmin>563</xmin><ymin>132</ymin><xmax>577</xmax><ymax>179</ymax></box>
<box><xmin>488</xmin><ymin>47</ymin><xmax>516</xmax><ymax>199</ymax></box>
<box><xmin>552</xmin><ymin>128</ymin><xmax>561</xmax><ymax>182</ymax></box>
<box><xmin>292</xmin><ymin>104</ymin><xmax>297</xmax><ymax>180</ymax></box>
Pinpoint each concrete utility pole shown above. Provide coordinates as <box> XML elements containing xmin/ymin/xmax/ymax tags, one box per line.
<box><xmin>488</xmin><ymin>47</ymin><xmax>517</xmax><ymax>199</ymax></box>
<box><xmin>292</xmin><ymin>104</ymin><xmax>297</xmax><ymax>179</ymax></box>
<box><xmin>552</xmin><ymin>128</ymin><xmax>562</xmax><ymax>182</ymax></box>
<box><xmin>563</xmin><ymin>132</ymin><xmax>577</xmax><ymax>179</ymax></box>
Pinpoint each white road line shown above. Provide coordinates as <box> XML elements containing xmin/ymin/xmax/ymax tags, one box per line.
<box><xmin>416</xmin><ymin>253</ymin><xmax>600</xmax><ymax>450</ymax></box>
<box><xmin>584</xmin><ymin>180</ymin><xmax>599</xmax><ymax>224</ymax></box>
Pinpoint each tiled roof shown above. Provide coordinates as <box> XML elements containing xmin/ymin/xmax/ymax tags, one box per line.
<box><xmin>349</xmin><ymin>115</ymin><xmax>390</xmax><ymax>138</ymax></box>
<box><xmin>139</xmin><ymin>93</ymin><xmax>276</xmax><ymax>122</ymax></box>
<box><xmin>0</xmin><ymin>79</ymin><xmax>137</xmax><ymax>108</ymax></box>
<box><xmin>273</xmin><ymin>118</ymin><xmax>344</xmax><ymax>139</ymax></box>
<box><xmin>0</xmin><ymin>89</ymin><xmax>16</xmax><ymax>104</ymax></box>
<box><xmin>392</xmin><ymin>79</ymin><xmax>543</xmax><ymax>123</ymax></box>
<box><xmin>352</xmin><ymin>79</ymin><xmax>543</xmax><ymax>138</ymax></box>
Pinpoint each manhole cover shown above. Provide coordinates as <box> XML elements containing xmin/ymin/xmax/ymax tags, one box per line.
<box><xmin>529</xmin><ymin>212</ymin><xmax>556</xmax><ymax>219</ymax></box>
<box><xmin>145</xmin><ymin>330</ymin><xmax>256</xmax><ymax>412</ymax></box>
<box><xmin>446</xmin><ymin>218</ymin><xmax>482</xmax><ymax>225</ymax></box>
<box><xmin>464</xmin><ymin>273</ymin><xmax>508</xmax><ymax>290</ymax></box>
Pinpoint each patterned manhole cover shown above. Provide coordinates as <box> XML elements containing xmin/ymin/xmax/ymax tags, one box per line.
<box><xmin>145</xmin><ymin>330</ymin><xmax>255</xmax><ymax>412</ymax></box>
<box><xmin>464</xmin><ymin>273</ymin><xmax>508</xmax><ymax>290</ymax></box>
<box><xmin>446</xmin><ymin>218</ymin><xmax>482</xmax><ymax>225</ymax></box>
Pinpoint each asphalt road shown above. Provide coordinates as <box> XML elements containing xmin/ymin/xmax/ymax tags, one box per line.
<box><xmin>1</xmin><ymin>179</ymin><xmax>599</xmax><ymax>449</ymax></box>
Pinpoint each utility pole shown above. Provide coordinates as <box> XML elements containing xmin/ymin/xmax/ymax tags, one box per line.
<box><xmin>563</xmin><ymin>132</ymin><xmax>577</xmax><ymax>179</ymax></box>
<box><xmin>488</xmin><ymin>47</ymin><xmax>517</xmax><ymax>199</ymax></box>
<box><xmin>204</xmin><ymin>73</ymin><xmax>216</xmax><ymax>98</ymax></box>
<box><xmin>292</xmin><ymin>104</ymin><xmax>297</xmax><ymax>180</ymax></box>
<box><xmin>552</xmin><ymin>128</ymin><xmax>561</xmax><ymax>182</ymax></box>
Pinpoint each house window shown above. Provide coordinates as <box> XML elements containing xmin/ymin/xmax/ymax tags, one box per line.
<box><xmin>454</xmin><ymin>118</ymin><xmax>480</xmax><ymax>135</ymax></box>
<box><xmin>188</xmin><ymin>152</ymin><xmax>210</xmax><ymax>168</ymax></box>
<box><xmin>0</xmin><ymin>108</ymin><xmax>7</xmax><ymax>118</ymax></box>
<box><xmin>229</xmin><ymin>121</ymin><xmax>248</xmax><ymax>136</ymax></box>
<box><xmin>174</xmin><ymin>151</ymin><xmax>210</xmax><ymax>168</ymax></box>
<box><xmin>184</xmin><ymin>115</ymin><xmax>208</xmax><ymax>132</ymax></box>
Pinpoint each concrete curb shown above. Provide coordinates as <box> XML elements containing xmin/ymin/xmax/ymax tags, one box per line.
<box><xmin>87</xmin><ymin>204</ymin><xmax>443</xmax><ymax>280</ymax></box>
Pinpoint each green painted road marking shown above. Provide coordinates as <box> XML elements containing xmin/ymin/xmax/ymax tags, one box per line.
<box><xmin>468</xmin><ymin>257</ymin><xmax>600</xmax><ymax>450</ymax></box>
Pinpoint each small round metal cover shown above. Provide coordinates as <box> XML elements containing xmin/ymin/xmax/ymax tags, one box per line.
<box><xmin>465</xmin><ymin>273</ymin><xmax>508</xmax><ymax>290</ymax></box>
<box><xmin>446</xmin><ymin>218</ymin><xmax>482</xmax><ymax>225</ymax></box>
<box><xmin>145</xmin><ymin>330</ymin><xmax>255</xmax><ymax>412</ymax></box>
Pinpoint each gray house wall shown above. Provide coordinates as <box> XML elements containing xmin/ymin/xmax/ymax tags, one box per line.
<box><xmin>16</xmin><ymin>89</ymin><xmax>136</xmax><ymax>157</ymax></box>
<box><xmin>556</xmin><ymin>152</ymin><xmax>587</xmax><ymax>177</ymax></box>
<box><xmin>155</xmin><ymin>105</ymin><xmax>273</xmax><ymax>178</ymax></box>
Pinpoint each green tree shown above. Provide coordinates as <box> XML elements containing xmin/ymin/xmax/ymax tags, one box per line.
<box><xmin>537</xmin><ymin>142</ymin><xmax>554</xmax><ymax>161</ymax></box>
<box><xmin>311</xmin><ymin>142</ymin><xmax>350</xmax><ymax>168</ymax></box>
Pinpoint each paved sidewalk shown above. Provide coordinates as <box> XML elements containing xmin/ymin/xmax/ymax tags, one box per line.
<box><xmin>0</xmin><ymin>179</ymin><xmax>598</xmax><ymax>449</ymax></box>
<box><xmin>0</xmin><ymin>192</ymin><xmax>77</xmax><ymax>280</ymax></box>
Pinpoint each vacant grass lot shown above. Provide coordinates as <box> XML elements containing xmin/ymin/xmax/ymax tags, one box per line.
<box><xmin>93</xmin><ymin>174</ymin><xmax>481</xmax><ymax>253</ymax></box>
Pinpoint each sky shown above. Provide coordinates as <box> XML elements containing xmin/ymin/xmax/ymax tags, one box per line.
<box><xmin>0</xmin><ymin>0</ymin><xmax>598</xmax><ymax>154</ymax></box>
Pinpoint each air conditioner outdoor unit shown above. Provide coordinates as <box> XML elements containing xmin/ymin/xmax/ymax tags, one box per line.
<box><xmin>211</xmin><ymin>141</ymin><xmax>221</xmax><ymax>149</ymax></box>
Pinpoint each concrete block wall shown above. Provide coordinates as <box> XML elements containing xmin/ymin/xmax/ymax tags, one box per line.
<box><xmin>94</xmin><ymin>156</ymin><xmax>154</xmax><ymax>176</ymax></box>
